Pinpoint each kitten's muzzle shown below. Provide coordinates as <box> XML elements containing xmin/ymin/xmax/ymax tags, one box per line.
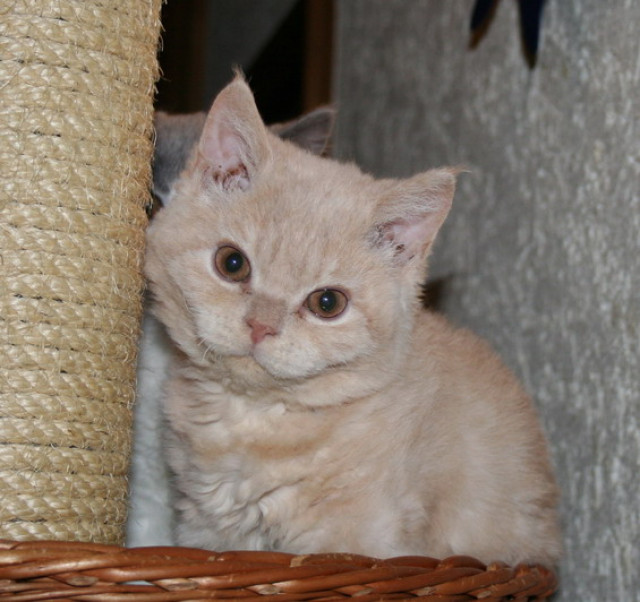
<box><xmin>246</xmin><ymin>318</ymin><xmax>279</xmax><ymax>345</ymax></box>
<box><xmin>245</xmin><ymin>294</ymin><xmax>286</xmax><ymax>346</ymax></box>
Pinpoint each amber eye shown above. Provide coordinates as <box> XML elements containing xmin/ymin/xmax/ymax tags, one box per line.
<box><xmin>214</xmin><ymin>246</ymin><xmax>251</xmax><ymax>282</ymax></box>
<box><xmin>306</xmin><ymin>288</ymin><xmax>348</xmax><ymax>319</ymax></box>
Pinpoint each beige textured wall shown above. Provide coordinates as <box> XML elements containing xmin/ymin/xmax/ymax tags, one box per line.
<box><xmin>333</xmin><ymin>1</ymin><xmax>639</xmax><ymax>599</ymax></box>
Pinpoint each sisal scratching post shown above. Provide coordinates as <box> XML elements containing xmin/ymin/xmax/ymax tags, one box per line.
<box><xmin>0</xmin><ymin>0</ymin><xmax>161</xmax><ymax>543</ymax></box>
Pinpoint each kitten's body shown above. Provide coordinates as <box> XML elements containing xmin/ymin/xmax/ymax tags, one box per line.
<box><xmin>145</xmin><ymin>77</ymin><xmax>560</xmax><ymax>565</ymax></box>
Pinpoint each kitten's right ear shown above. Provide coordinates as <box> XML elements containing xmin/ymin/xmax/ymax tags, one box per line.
<box><xmin>270</xmin><ymin>106</ymin><xmax>336</xmax><ymax>156</ymax></box>
<box><xmin>198</xmin><ymin>75</ymin><xmax>271</xmax><ymax>192</ymax></box>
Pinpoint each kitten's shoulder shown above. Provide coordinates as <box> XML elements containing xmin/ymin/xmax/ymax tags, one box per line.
<box><xmin>412</xmin><ymin>309</ymin><xmax>528</xmax><ymax>400</ymax></box>
<box><xmin>412</xmin><ymin>309</ymin><xmax>484</xmax><ymax>353</ymax></box>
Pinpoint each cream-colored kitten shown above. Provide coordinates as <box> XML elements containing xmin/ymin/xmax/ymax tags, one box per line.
<box><xmin>145</xmin><ymin>76</ymin><xmax>561</xmax><ymax>565</ymax></box>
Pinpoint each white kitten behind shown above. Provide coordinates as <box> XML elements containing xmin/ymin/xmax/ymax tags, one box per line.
<box><xmin>145</xmin><ymin>76</ymin><xmax>560</xmax><ymax>565</ymax></box>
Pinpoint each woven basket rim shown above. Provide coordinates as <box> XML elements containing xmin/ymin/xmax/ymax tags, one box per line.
<box><xmin>0</xmin><ymin>539</ymin><xmax>557</xmax><ymax>601</ymax></box>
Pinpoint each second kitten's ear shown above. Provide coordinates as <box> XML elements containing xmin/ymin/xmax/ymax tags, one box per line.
<box><xmin>198</xmin><ymin>75</ymin><xmax>271</xmax><ymax>192</ymax></box>
<box><xmin>373</xmin><ymin>168</ymin><xmax>459</xmax><ymax>266</ymax></box>
<box><xmin>270</xmin><ymin>106</ymin><xmax>336</xmax><ymax>156</ymax></box>
<box><xmin>153</xmin><ymin>111</ymin><xmax>207</xmax><ymax>205</ymax></box>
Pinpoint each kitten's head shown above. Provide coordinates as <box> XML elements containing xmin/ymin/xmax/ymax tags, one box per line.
<box><xmin>146</xmin><ymin>75</ymin><xmax>457</xmax><ymax>403</ymax></box>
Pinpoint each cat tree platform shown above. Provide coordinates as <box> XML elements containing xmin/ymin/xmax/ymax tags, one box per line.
<box><xmin>0</xmin><ymin>0</ymin><xmax>557</xmax><ymax>599</ymax></box>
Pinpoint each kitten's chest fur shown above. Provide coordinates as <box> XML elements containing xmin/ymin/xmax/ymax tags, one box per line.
<box><xmin>166</xmin><ymin>364</ymin><xmax>409</xmax><ymax>553</ymax></box>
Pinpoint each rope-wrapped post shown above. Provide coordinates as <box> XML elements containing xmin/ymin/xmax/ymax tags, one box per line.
<box><xmin>0</xmin><ymin>0</ymin><xmax>162</xmax><ymax>543</ymax></box>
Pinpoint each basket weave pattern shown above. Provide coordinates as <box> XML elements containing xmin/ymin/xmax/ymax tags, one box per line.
<box><xmin>0</xmin><ymin>540</ymin><xmax>557</xmax><ymax>601</ymax></box>
<box><xmin>0</xmin><ymin>0</ymin><xmax>161</xmax><ymax>543</ymax></box>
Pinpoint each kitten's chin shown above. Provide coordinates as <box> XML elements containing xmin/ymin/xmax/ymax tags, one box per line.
<box><xmin>218</xmin><ymin>347</ymin><xmax>326</xmax><ymax>389</ymax></box>
<box><xmin>252</xmin><ymin>351</ymin><xmax>322</xmax><ymax>381</ymax></box>
<box><xmin>223</xmin><ymin>349</ymin><xmax>396</xmax><ymax>409</ymax></box>
<box><xmin>222</xmin><ymin>354</ymin><xmax>302</xmax><ymax>389</ymax></box>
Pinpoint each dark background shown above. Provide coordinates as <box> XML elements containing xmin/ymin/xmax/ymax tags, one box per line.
<box><xmin>155</xmin><ymin>0</ymin><xmax>334</xmax><ymax>124</ymax></box>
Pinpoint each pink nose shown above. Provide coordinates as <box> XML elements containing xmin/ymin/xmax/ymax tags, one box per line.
<box><xmin>246</xmin><ymin>318</ymin><xmax>278</xmax><ymax>345</ymax></box>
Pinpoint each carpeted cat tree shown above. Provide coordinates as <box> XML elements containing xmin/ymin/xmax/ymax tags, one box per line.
<box><xmin>0</xmin><ymin>1</ymin><xmax>557</xmax><ymax>598</ymax></box>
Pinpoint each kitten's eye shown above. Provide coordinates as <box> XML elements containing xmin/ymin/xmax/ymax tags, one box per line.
<box><xmin>214</xmin><ymin>246</ymin><xmax>251</xmax><ymax>282</ymax></box>
<box><xmin>306</xmin><ymin>288</ymin><xmax>348</xmax><ymax>319</ymax></box>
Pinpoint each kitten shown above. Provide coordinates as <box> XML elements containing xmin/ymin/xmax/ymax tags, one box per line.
<box><xmin>126</xmin><ymin>104</ymin><xmax>335</xmax><ymax>547</ymax></box>
<box><xmin>144</xmin><ymin>75</ymin><xmax>561</xmax><ymax>565</ymax></box>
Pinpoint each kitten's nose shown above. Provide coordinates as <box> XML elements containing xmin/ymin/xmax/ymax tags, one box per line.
<box><xmin>246</xmin><ymin>318</ymin><xmax>278</xmax><ymax>345</ymax></box>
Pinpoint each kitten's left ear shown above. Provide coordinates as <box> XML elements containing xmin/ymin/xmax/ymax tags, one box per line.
<box><xmin>198</xmin><ymin>74</ymin><xmax>271</xmax><ymax>192</ymax></box>
<box><xmin>373</xmin><ymin>168</ymin><xmax>459</xmax><ymax>266</ymax></box>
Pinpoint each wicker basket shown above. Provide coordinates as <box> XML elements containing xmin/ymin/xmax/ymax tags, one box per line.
<box><xmin>0</xmin><ymin>540</ymin><xmax>557</xmax><ymax>601</ymax></box>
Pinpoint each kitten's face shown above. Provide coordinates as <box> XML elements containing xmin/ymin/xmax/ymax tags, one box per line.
<box><xmin>145</xmin><ymin>76</ymin><xmax>456</xmax><ymax>391</ymax></box>
<box><xmin>149</xmin><ymin>157</ymin><xmax>404</xmax><ymax>381</ymax></box>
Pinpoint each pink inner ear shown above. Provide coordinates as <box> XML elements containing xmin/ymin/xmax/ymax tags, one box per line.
<box><xmin>201</xmin><ymin>120</ymin><xmax>243</xmax><ymax>170</ymax></box>
<box><xmin>382</xmin><ymin>215</ymin><xmax>440</xmax><ymax>263</ymax></box>
<box><xmin>200</xmin><ymin>118</ymin><xmax>250</xmax><ymax>191</ymax></box>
